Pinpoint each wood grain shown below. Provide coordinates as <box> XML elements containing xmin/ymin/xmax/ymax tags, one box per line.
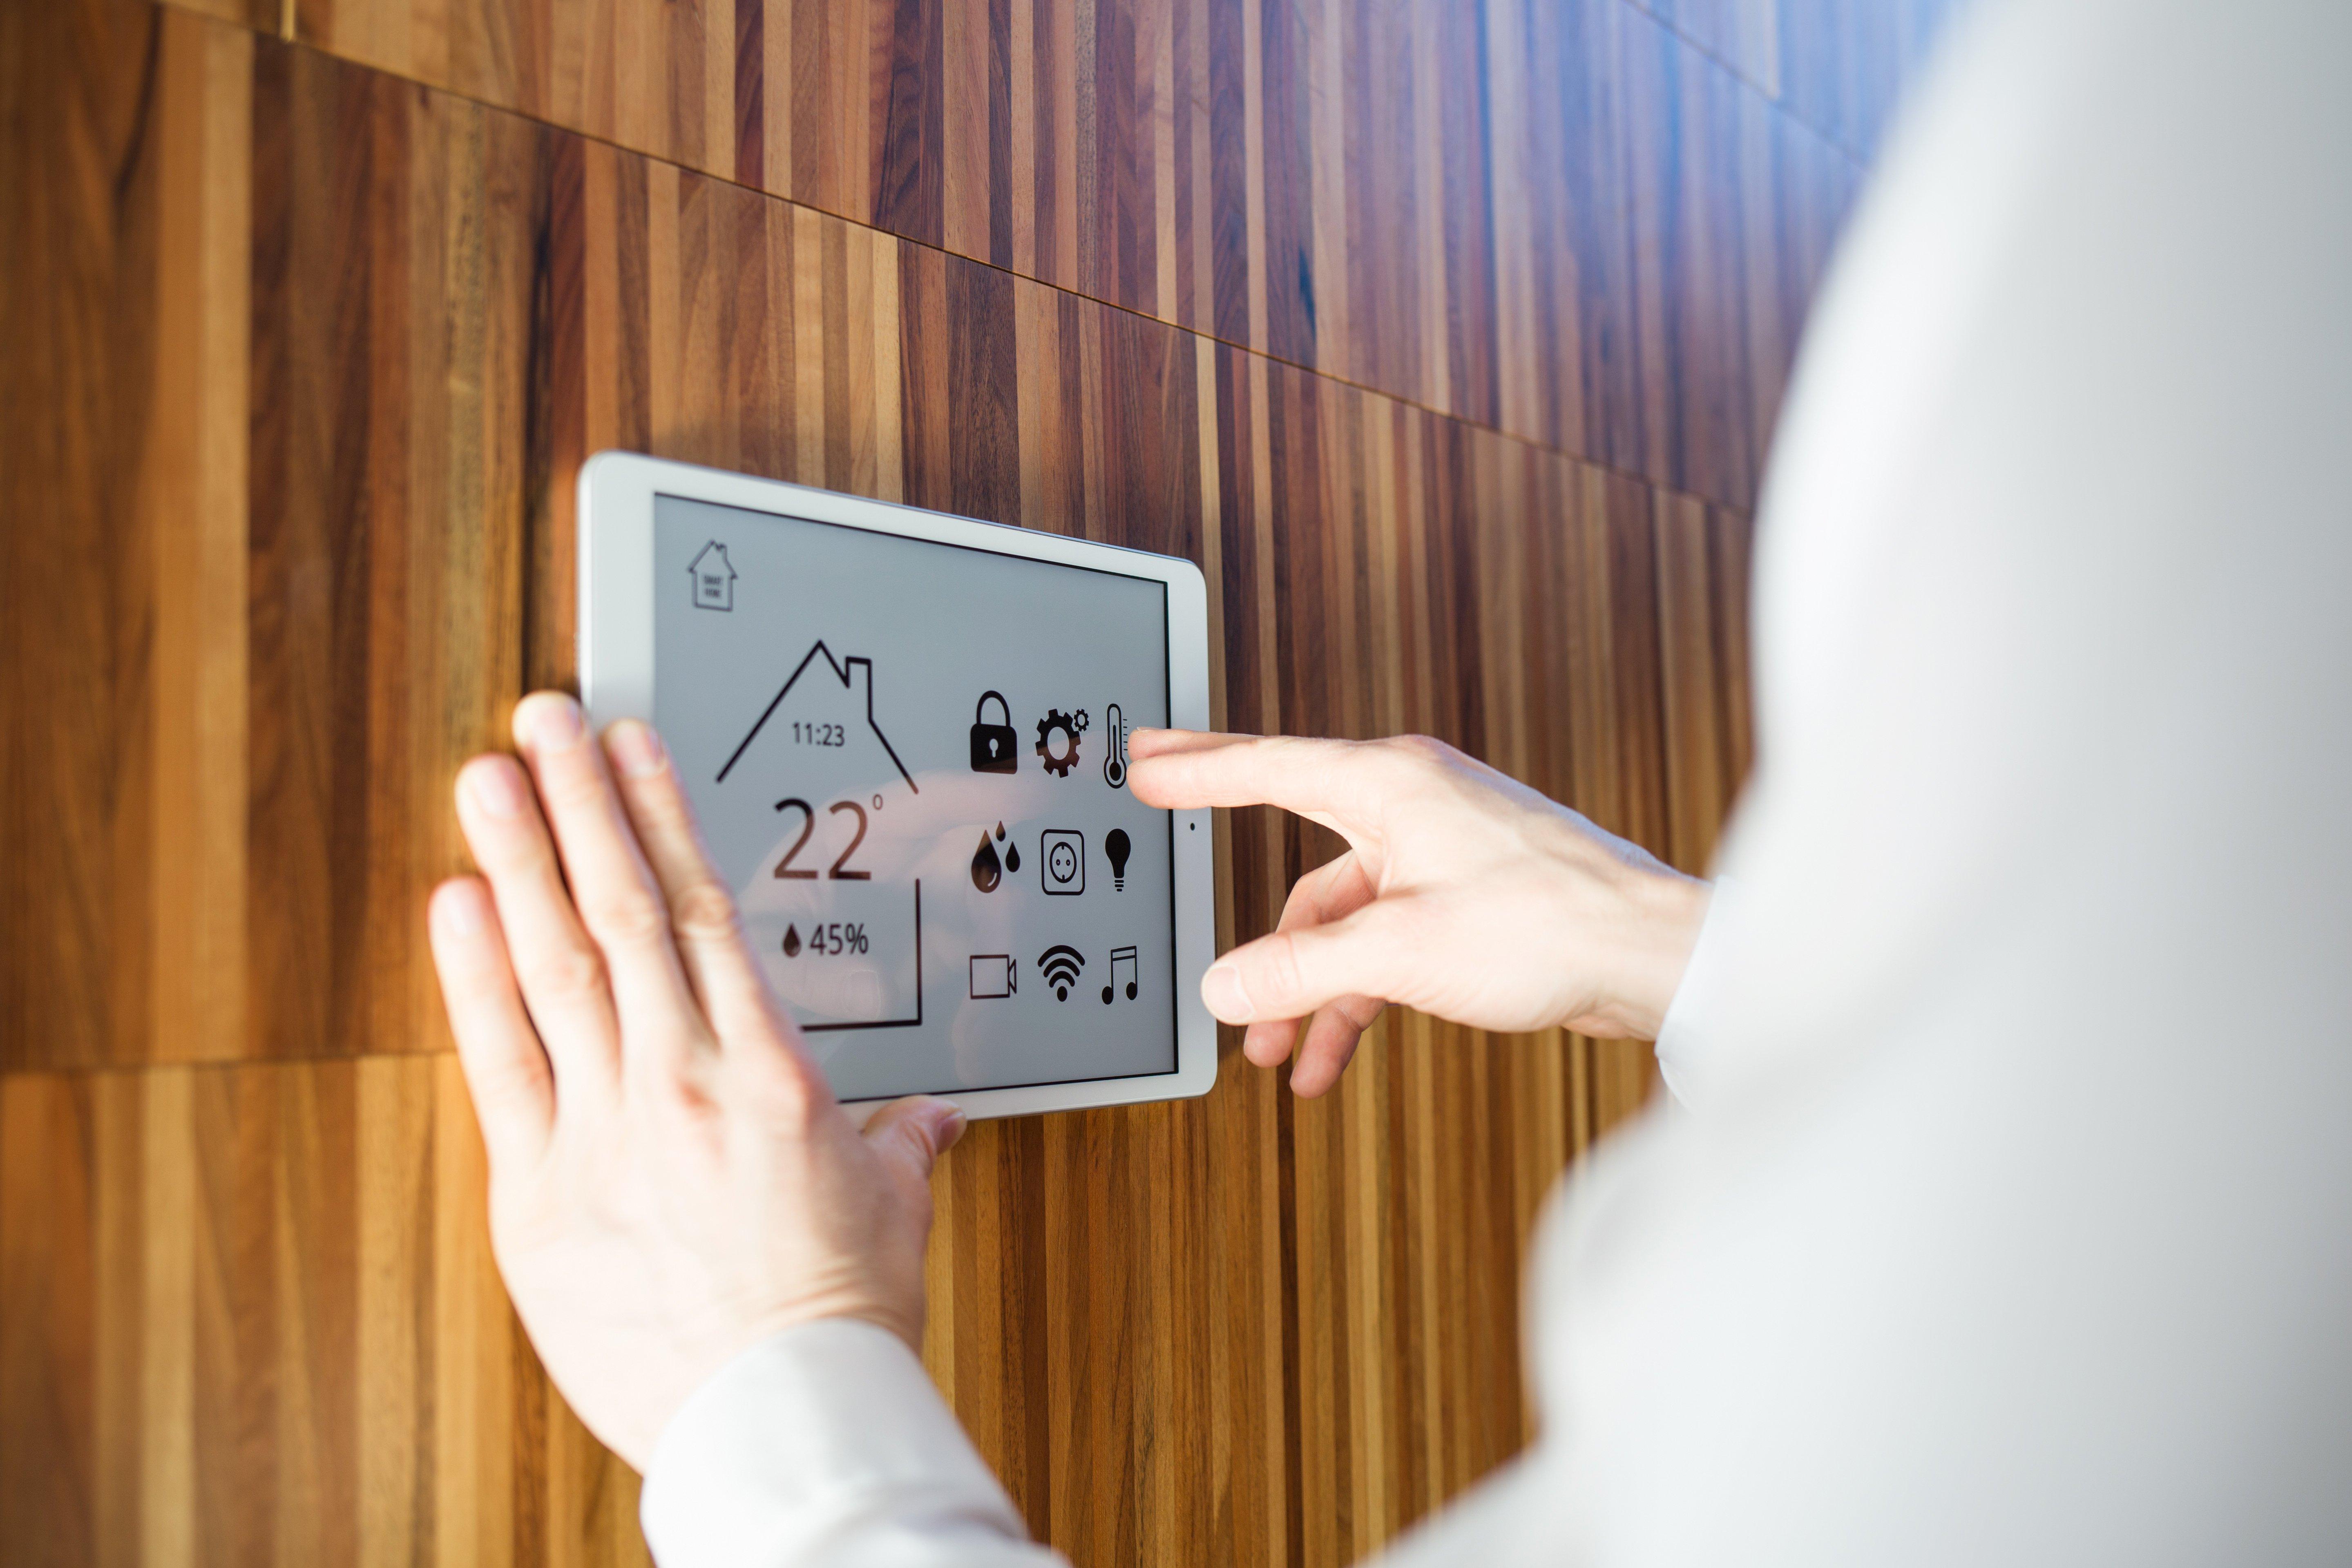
<box><xmin>0</xmin><ymin>0</ymin><xmax>1894</xmax><ymax>1560</ymax></box>
<box><xmin>1770</xmin><ymin>0</ymin><xmax>1966</xmax><ymax>161</ymax></box>
<box><xmin>239</xmin><ymin>0</ymin><xmax>1917</xmax><ymax>512</ymax></box>
<box><xmin>0</xmin><ymin>1057</ymin><xmax>642</xmax><ymax>1568</ymax></box>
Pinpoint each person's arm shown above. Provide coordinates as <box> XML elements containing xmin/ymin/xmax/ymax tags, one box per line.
<box><xmin>428</xmin><ymin>693</ymin><xmax>1060</xmax><ymax>1566</ymax></box>
<box><xmin>1651</xmin><ymin>874</ymin><xmax>1741</xmax><ymax>1107</ymax></box>
<box><xmin>1125</xmin><ymin>729</ymin><xmax>1712</xmax><ymax>1097</ymax></box>
<box><xmin>639</xmin><ymin>1320</ymin><xmax>1053</xmax><ymax>1567</ymax></box>
<box><xmin>427</xmin><ymin>702</ymin><xmax>1712</xmax><ymax>1566</ymax></box>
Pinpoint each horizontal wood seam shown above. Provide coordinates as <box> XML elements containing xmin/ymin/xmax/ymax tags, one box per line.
<box><xmin>135</xmin><ymin>0</ymin><xmax>1837</xmax><ymax>514</ymax></box>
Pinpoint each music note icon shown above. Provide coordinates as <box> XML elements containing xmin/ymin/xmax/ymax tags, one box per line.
<box><xmin>1101</xmin><ymin>945</ymin><xmax>1139</xmax><ymax>1005</ymax></box>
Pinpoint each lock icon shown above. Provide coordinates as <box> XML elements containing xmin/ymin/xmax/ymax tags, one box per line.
<box><xmin>969</xmin><ymin>691</ymin><xmax>1019</xmax><ymax>773</ymax></box>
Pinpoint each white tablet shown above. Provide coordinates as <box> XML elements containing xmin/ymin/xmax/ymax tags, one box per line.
<box><xmin>576</xmin><ymin>452</ymin><xmax>1218</xmax><ymax>1121</ymax></box>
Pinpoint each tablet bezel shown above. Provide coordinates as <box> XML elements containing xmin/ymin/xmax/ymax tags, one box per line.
<box><xmin>576</xmin><ymin>450</ymin><xmax>1219</xmax><ymax>1122</ymax></box>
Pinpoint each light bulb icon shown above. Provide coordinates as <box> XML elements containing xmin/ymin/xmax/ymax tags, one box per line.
<box><xmin>1106</xmin><ymin>828</ymin><xmax>1132</xmax><ymax>891</ymax></box>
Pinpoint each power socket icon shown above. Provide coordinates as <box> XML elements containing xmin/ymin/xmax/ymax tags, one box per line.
<box><xmin>1040</xmin><ymin>829</ymin><xmax>1085</xmax><ymax>896</ymax></box>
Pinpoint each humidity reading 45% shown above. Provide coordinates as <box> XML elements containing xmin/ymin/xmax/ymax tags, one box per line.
<box><xmin>782</xmin><ymin>922</ymin><xmax>867</xmax><ymax>959</ymax></box>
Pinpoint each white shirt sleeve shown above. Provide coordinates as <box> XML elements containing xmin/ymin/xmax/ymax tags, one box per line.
<box><xmin>639</xmin><ymin>1318</ymin><xmax>1063</xmax><ymax>1568</ymax></box>
<box><xmin>650</xmin><ymin>3</ymin><xmax>2352</xmax><ymax>1564</ymax></box>
<box><xmin>1650</xmin><ymin>876</ymin><xmax>1740</xmax><ymax>1108</ymax></box>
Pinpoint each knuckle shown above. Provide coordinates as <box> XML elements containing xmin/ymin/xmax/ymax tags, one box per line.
<box><xmin>586</xmin><ymin>887</ymin><xmax>672</xmax><ymax>946</ymax></box>
<box><xmin>1383</xmin><ymin>734</ymin><xmax>1462</xmax><ymax>782</ymax></box>
<box><xmin>532</xmin><ymin>943</ymin><xmax>610</xmax><ymax>1007</ymax></box>
<box><xmin>1260</xmin><ymin>931</ymin><xmax>1311</xmax><ymax>1005</ymax></box>
<box><xmin>669</xmin><ymin>880</ymin><xmax>743</xmax><ymax>945</ymax></box>
<box><xmin>741</xmin><ymin>1046</ymin><xmax>823</xmax><ymax>1130</ymax></box>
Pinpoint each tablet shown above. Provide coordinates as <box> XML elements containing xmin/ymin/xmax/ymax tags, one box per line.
<box><xmin>576</xmin><ymin>452</ymin><xmax>1218</xmax><ymax>1121</ymax></box>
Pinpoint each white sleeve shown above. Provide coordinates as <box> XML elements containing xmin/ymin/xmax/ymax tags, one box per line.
<box><xmin>639</xmin><ymin>1318</ymin><xmax>1064</xmax><ymax>1568</ymax></box>
<box><xmin>1651</xmin><ymin>876</ymin><xmax>1740</xmax><ymax>1109</ymax></box>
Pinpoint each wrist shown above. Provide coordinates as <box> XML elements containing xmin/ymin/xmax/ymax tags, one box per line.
<box><xmin>1578</xmin><ymin>866</ymin><xmax>1712</xmax><ymax>1041</ymax></box>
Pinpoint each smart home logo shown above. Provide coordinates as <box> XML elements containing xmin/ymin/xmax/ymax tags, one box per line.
<box><xmin>689</xmin><ymin>540</ymin><xmax>736</xmax><ymax>611</ymax></box>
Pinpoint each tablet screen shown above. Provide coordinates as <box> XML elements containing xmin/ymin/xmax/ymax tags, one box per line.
<box><xmin>652</xmin><ymin>494</ymin><xmax>1177</xmax><ymax>1101</ymax></box>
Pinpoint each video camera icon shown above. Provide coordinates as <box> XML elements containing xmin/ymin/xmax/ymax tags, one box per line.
<box><xmin>969</xmin><ymin>954</ymin><xmax>1016</xmax><ymax>999</ymax></box>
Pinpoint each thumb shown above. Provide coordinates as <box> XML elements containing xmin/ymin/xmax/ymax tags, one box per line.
<box><xmin>1200</xmin><ymin>898</ymin><xmax>1412</xmax><ymax>1025</ymax></box>
<box><xmin>862</xmin><ymin>1096</ymin><xmax>969</xmax><ymax>1183</ymax></box>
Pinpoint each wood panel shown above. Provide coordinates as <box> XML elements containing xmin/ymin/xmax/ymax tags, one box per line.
<box><xmin>0</xmin><ymin>1057</ymin><xmax>642</xmax><ymax>1568</ymax></box>
<box><xmin>1770</xmin><ymin>0</ymin><xmax>1964</xmax><ymax>162</ymax></box>
<box><xmin>370</xmin><ymin>0</ymin><xmax>1505</xmax><ymax>441</ymax></box>
<box><xmin>1481</xmin><ymin>0</ymin><xmax>1863</xmax><ymax>514</ymax></box>
<box><xmin>238</xmin><ymin>0</ymin><xmax>1888</xmax><ymax>513</ymax></box>
<box><xmin>3</xmin><ymin>0</ymin><xmax>1798</xmax><ymax>1564</ymax></box>
<box><xmin>1610</xmin><ymin>0</ymin><xmax>1966</xmax><ymax>163</ymax></box>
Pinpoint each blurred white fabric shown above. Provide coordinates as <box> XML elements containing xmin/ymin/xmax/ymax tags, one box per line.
<box><xmin>640</xmin><ymin>0</ymin><xmax>2352</xmax><ymax>1561</ymax></box>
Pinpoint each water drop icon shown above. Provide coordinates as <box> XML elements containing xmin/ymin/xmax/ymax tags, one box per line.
<box><xmin>971</xmin><ymin>831</ymin><xmax>1003</xmax><ymax>893</ymax></box>
<box><xmin>782</xmin><ymin>923</ymin><xmax>802</xmax><ymax>958</ymax></box>
<box><xmin>1005</xmin><ymin>840</ymin><xmax>1021</xmax><ymax>873</ymax></box>
<box><xmin>995</xmin><ymin>821</ymin><xmax>1006</xmax><ymax>840</ymax></box>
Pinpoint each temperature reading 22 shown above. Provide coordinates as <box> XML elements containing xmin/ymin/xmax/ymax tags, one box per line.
<box><xmin>772</xmin><ymin>798</ymin><xmax>873</xmax><ymax>880</ymax></box>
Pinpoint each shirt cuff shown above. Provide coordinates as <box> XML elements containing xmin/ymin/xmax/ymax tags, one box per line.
<box><xmin>640</xmin><ymin>1317</ymin><xmax>1041</xmax><ymax>1568</ymax></box>
<box><xmin>1654</xmin><ymin>875</ymin><xmax>1741</xmax><ymax>1109</ymax></box>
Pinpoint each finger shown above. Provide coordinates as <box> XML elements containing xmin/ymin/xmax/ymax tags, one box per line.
<box><xmin>1281</xmin><ymin>849</ymin><xmax>1380</xmax><ymax>930</ymax></box>
<box><xmin>455</xmin><ymin>753</ymin><xmax>621</xmax><ymax>1093</ymax></box>
<box><xmin>1288</xmin><ymin>996</ymin><xmax>1387</xmax><ymax>1097</ymax></box>
<box><xmin>1243</xmin><ymin>1017</ymin><xmax>1301</xmax><ymax>1069</ymax></box>
<box><xmin>602</xmin><ymin>719</ymin><xmax>793</xmax><ymax>1057</ymax></box>
<box><xmin>1127</xmin><ymin>731</ymin><xmax>1422</xmax><ymax>831</ymax></box>
<box><xmin>1199</xmin><ymin>898</ymin><xmax>1416</xmax><ymax>1026</ymax></box>
<box><xmin>511</xmin><ymin>695</ymin><xmax>701</xmax><ymax>1036</ymax></box>
<box><xmin>862</xmin><ymin>1097</ymin><xmax>969</xmax><ymax>1187</ymax></box>
<box><xmin>1233</xmin><ymin>852</ymin><xmax>1380</xmax><ymax>1063</ymax></box>
<box><xmin>428</xmin><ymin>878</ymin><xmax>555</xmax><ymax>1171</ymax></box>
<box><xmin>1125</xmin><ymin>726</ymin><xmax>1240</xmax><ymax>762</ymax></box>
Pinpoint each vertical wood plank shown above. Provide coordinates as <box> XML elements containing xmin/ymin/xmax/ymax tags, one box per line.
<box><xmin>0</xmin><ymin>0</ymin><xmax>1928</xmax><ymax>1557</ymax></box>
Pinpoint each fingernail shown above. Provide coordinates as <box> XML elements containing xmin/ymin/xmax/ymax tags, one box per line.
<box><xmin>608</xmin><ymin>721</ymin><xmax>668</xmax><ymax>779</ymax></box>
<box><xmin>433</xmin><ymin>884</ymin><xmax>482</xmax><ymax>937</ymax></box>
<box><xmin>1202</xmin><ymin>961</ymin><xmax>1255</xmax><ymax>1023</ymax></box>
<box><xmin>525</xmin><ymin>696</ymin><xmax>584</xmax><ymax>751</ymax></box>
<box><xmin>935</xmin><ymin>1106</ymin><xmax>969</xmax><ymax>1151</ymax></box>
<box><xmin>464</xmin><ymin>759</ymin><xmax>527</xmax><ymax>819</ymax></box>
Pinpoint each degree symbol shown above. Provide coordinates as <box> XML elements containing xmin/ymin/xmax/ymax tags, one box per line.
<box><xmin>872</xmin><ymin>793</ymin><xmax>884</xmax><ymax>809</ymax></box>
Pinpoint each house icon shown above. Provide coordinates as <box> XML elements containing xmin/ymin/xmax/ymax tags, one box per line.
<box><xmin>688</xmin><ymin>540</ymin><xmax>736</xmax><ymax>611</ymax></box>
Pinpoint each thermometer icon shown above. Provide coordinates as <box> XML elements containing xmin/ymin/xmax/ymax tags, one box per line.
<box><xmin>1103</xmin><ymin>704</ymin><xmax>1129</xmax><ymax>788</ymax></box>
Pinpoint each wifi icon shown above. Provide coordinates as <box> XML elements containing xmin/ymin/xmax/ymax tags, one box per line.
<box><xmin>1036</xmin><ymin>945</ymin><xmax>1086</xmax><ymax>1002</ymax></box>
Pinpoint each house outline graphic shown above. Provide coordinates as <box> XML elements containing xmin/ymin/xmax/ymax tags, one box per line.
<box><xmin>688</xmin><ymin>540</ymin><xmax>737</xmax><ymax>610</ymax></box>
<box><xmin>716</xmin><ymin>641</ymin><xmax>924</xmax><ymax>1033</ymax></box>
<box><xmin>715</xmin><ymin>640</ymin><xmax>918</xmax><ymax>793</ymax></box>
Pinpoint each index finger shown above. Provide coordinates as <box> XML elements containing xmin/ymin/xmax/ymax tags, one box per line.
<box><xmin>1127</xmin><ymin>730</ymin><xmax>1405</xmax><ymax>829</ymax></box>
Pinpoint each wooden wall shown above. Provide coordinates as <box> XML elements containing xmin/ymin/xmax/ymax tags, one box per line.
<box><xmin>0</xmin><ymin>0</ymin><xmax>1954</xmax><ymax>1563</ymax></box>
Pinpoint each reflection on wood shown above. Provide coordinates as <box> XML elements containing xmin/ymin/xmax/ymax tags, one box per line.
<box><xmin>2</xmin><ymin>0</ymin><xmax>1927</xmax><ymax>1560</ymax></box>
<box><xmin>259</xmin><ymin>0</ymin><xmax>1933</xmax><ymax>511</ymax></box>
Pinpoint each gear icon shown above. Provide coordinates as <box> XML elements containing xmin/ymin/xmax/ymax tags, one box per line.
<box><xmin>1035</xmin><ymin>708</ymin><xmax>1087</xmax><ymax>777</ymax></box>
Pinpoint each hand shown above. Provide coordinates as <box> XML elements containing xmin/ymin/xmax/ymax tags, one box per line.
<box><xmin>426</xmin><ymin>693</ymin><xmax>967</xmax><ymax>1471</ymax></box>
<box><xmin>1128</xmin><ymin>730</ymin><xmax>1709</xmax><ymax>1096</ymax></box>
